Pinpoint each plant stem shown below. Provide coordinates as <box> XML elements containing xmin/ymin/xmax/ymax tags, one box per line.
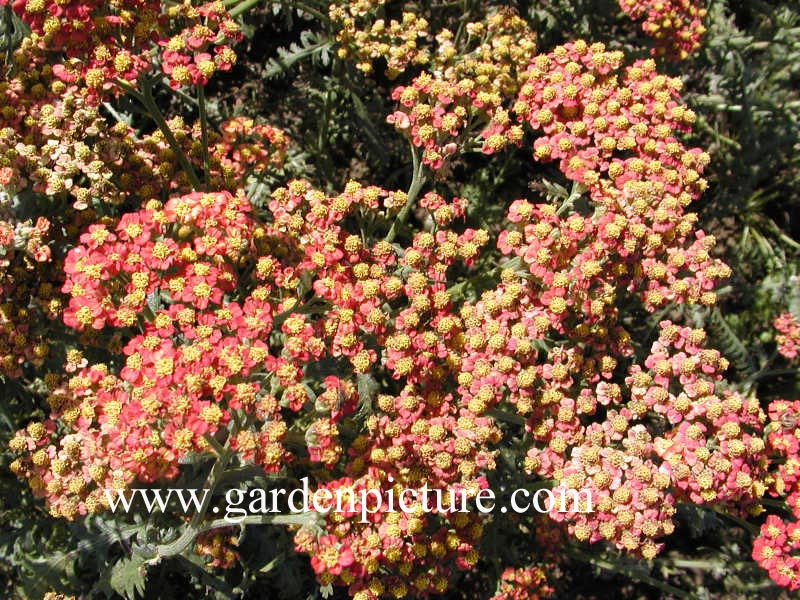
<box><xmin>197</xmin><ymin>84</ymin><xmax>211</xmax><ymax>188</ymax></box>
<box><xmin>747</xmin><ymin>368</ymin><xmax>800</xmax><ymax>383</ymax></box>
<box><xmin>556</xmin><ymin>181</ymin><xmax>586</xmax><ymax>216</ymax></box>
<box><xmin>385</xmin><ymin>144</ymin><xmax>426</xmax><ymax>244</ymax></box>
<box><xmin>116</xmin><ymin>77</ymin><xmax>202</xmax><ymax>191</ymax></box>
<box><xmin>229</xmin><ymin>0</ymin><xmax>262</xmax><ymax>18</ymax></box>
<box><xmin>200</xmin><ymin>513</ymin><xmax>319</xmax><ymax>532</ymax></box>
<box><xmin>294</xmin><ymin>2</ymin><xmax>329</xmax><ymax>22</ymax></box>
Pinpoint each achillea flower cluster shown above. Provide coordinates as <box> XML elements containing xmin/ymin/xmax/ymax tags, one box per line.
<box><xmin>619</xmin><ymin>0</ymin><xmax>707</xmax><ymax>59</ymax></box>
<box><xmin>634</xmin><ymin>324</ymin><xmax>767</xmax><ymax>509</ymax></box>
<box><xmin>90</xmin><ymin>114</ymin><xmax>290</xmax><ymax>200</ymax></box>
<box><xmin>529</xmin><ymin>322</ymin><xmax>765</xmax><ymax>557</ymax></box>
<box><xmin>765</xmin><ymin>400</ymin><xmax>800</xmax><ymax>498</ymax></box>
<box><xmin>753</xmin><ymin>400</ymin><xmax>800</xmax><ymax>591</ymax></box>
<box><xmin>160</xmin><ymin>1</ymin><xmax>241</xmax><ymax>89</ymax></box>
<box><xmin>0</xmin><ymin>206</ymin><xmax>54</xmax><ymax>375</ymax></box>
<box><xmin>295</xmin><ymin>470</ymin><xmax>487</xmax><ymax>599</ymax></box>
<box><xmin>515</xmin><ymin>42</ymin><xmax>708</xmax><ymax>203</ymax></box>
<box><xmin>774</xmin><ymin>312</ymin><xmax>800</xmax><ymax>361</ymax></box>
<box><xmin>0</xmin><ymin>40</ymin><xmax>136</xmax><ymax>209</ymax></box>
<box><xmin>10</xmin><ymin>191</ymin><xmax>290</xmax><ymax>517</ymax></box>
<box><xmin>330</xmin><ymin>5</ymin><xmax>431</xmax><ymax>78</ymax></box>
<box><xmin>1</xmin><ymin>2</ymin><xmax>792</xmax><ymax>596</ymax></box>
<box><xmin>9</xmin><ymin>179</ymin><xmax>496</xmax><ymax>596</ymax></box>
<box><xmin>195</xmin><ymin>529</ymin><xmax>240</xmax><ymax>569</ymax></box>
<box><xmin>4</xmin><ymin>0</ymin><xmax>160</xmax><ymax>89</ymax></box>
<box><xmin>488</xmin><ymin>566</ymin><xmax>553</xmax><ymax>600</ymax></box>
<box><xmin>214</xmin><ymin>117</ymin><xmax>290</xmax><ymax>184</ymax></box>
<box><xmin>386</xmin><ymin>11</ymin><xmax>536</xmax><ymax>168</ymax></box>
<box><xmin>753</xmin><ymin>513</ymin><xmax>800</xmax><ymax>592</ymax></box>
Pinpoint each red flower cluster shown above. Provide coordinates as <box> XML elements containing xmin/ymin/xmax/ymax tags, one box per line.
<box><xmin>5</xmin><ymin>0</ymin><xmax>241</xmax><ymax>98</ymax></box>
<box><xmin>765</xmin><ymin>400</ymin><xmax>800</xmax><ymax>498</ymax></box>
<box><xmin>753</xmin><ymin>513</ymin><xmax>800</xmax><ymax>591</ymax></box>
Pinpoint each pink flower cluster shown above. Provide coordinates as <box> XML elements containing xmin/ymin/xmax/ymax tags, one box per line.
<box><xmin>386</xmin><ymin>11</ymin><xmax>536</xmax><ymax>168</ymax></box>
<box><xmin>160</xmin><ymin>1</ymin><xmax>241</xmax><ymax>89</ymax></box>
<box><xmin>752</xmin><ymin>400</ymin><xmax>800</xmax><ymax>591</ymax></box>
<box><xmin>516</xmin><ymin>42</ymin><xmax>708</xmax><ymax>205</ymax></box>
<box><xmin>774</xmin><ymin>312</ymin><xmax>800</xmax><ymax>360</ymax></box>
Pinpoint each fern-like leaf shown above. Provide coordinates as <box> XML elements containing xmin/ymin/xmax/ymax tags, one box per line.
<box><xmin>707</xmin><ymin>307</ymin><xmax>756</xmax><ymax>376</ymax></box>
<box><xmin>263</xmin><ymin>30</ymin><xmax>332</xmax><ymax>79</ymax></box>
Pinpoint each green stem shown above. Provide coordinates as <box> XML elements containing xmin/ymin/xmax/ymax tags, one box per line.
<box><xmin>384</xmin><ymin>144</ymin><xmax>426</xmax><ymax>244</ymax></box>
<box><xmin>294</xmin><ymin>2</ymin><xmax>329</xmax><ymax>22</ymax></box>
<box><xmin>655</xmin><ymin>557</ymin><xmax>726</xmax><ymax>570</ymax></box>
<box><xmin>117</xmin><ymin>77</ymin><xmax>202</xmax><ymax>190</ymax></box>
<box><xmin>556</xmin><ymin>181</ymin><xmax>586</xmax><ymax>216</ymax></box>
<box><xmin>140</xmin><ymin>421</ymin><xmax>240</xmax><ymax>561</ymax></box>
<box><xmin>200</xmin><ymin>513</ymin><xmax>319</xmax><ymax>532</ymax></box>
<box><xmin>747</xmin><ymin>367</ymin><xmax>800</xmax><ymax>383</ymax></box>
<box><xmin>761</xmin><ymin>497</ymin><xmax>790</xmax><ymax>511</ymax></box>
<box><xmin>229</xmin><ymin>0</ymin><xmax>262</xmax><ymax>18</ymax></box>
<box><xmin>197</xmin><ymin>84</ymin><xmax>211</xmax><ymax>187</ymax></box>
<box><xmin>317</xmin><ymin>87</ymin><xmax>334</xmax><ymax>185</ymax></box>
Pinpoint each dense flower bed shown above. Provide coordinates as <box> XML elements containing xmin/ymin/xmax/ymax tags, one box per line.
<box><xmin>1</xmin><ymin>0</ymin><xmax>799</xmax><ymax>598</ymax></box>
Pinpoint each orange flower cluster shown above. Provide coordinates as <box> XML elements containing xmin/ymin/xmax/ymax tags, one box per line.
<box><xmin>619</xmin><ymin>0</ymin><xmax>707</xmax><ymax>59</ymax></box>
<box><xmin>489</xmin><ymin>566</ymin><xmax>554</xmax><ymax>600</ymax></box>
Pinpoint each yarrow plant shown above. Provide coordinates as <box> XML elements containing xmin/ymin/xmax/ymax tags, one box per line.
<box><xmin>1</xmin><ymin>0</ymin><xmax>799</xmax><ymax>598</ymax></box>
